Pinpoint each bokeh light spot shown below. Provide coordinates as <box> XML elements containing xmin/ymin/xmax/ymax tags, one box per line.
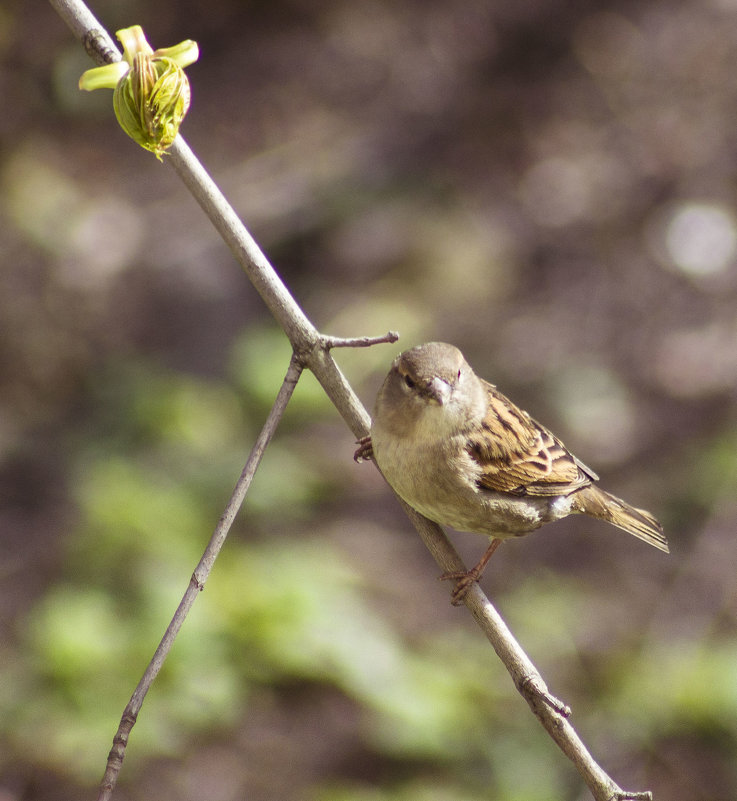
<box><xmin>665</xmin><ymin>202</ymin><xmax>737</xmax><ymax>277</ymax></box>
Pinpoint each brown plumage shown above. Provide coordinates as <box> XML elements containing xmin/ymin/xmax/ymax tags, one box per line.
<box><xmin>466</xmin><ymin>378</ymin><xmax>668</xmax><ymax>552</ymax></box>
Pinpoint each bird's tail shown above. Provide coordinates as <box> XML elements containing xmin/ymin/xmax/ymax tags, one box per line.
<box><xmin>571</xmin><ymin>485</ymin><xmax>670</xmax><ymax>553</ymax></box>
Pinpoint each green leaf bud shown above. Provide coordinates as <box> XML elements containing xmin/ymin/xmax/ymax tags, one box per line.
<box><xmin>78</xmin><ymin>26</ymin><xmax>199</xmax><ymax>159</ymax></box>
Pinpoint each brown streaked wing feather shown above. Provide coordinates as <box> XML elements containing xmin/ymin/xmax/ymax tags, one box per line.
<box><xmin>466</xmin><ymin>381</ymin><xmax>596</xmax><ymax>497</ymax></box>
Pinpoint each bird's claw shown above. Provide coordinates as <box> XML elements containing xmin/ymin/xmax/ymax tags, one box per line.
<box><xmin>353</xmin><ymin>435</ymin><xmax>374</xmax><ymax>462</ymax></box>
<box><xmin>439</xmin><ymin>567</ymin><xmax>482</xmax><ymax>606</ymax></box>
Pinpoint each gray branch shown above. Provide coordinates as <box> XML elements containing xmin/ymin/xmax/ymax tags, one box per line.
<box><xmin>49</xmin><ymin>2</ymin><xmax>653</xmax><ymax>800</ymax></box>
<box><xmin>98</xmin><ymin>355</ymin><xmax>303</xmax><ymax>801</ymax></box>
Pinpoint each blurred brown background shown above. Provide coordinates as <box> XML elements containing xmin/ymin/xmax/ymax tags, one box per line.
<box><xmin>2</xmin><ymin>1</ymin><xmax>737</xmax><ymax>799</ymax></box>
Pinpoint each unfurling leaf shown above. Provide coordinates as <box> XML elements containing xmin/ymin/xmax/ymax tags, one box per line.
<box><xmin>79</xmin><ymin>25</ymin><xmax>199</xmax><ymax>159</ymax></box>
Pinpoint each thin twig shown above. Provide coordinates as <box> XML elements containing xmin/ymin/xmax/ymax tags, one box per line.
<box><xmin>322</xmin><ymin>331</ymin><xmax>400</xmax><ymax>349</ymax></box>
<box><xmin>165</xmin><ymin>137</ymin><xmax>377</xmax><ymax>436</ymax></box>
<box><xmin>49</xmin><ymin>0</ymin><xmax>118</xmax><ymax>63</ymax></box>
<box><xmin>51</xmin><ymin>3</ymin><xmax>655</xmax><ymax>800</ymax></box>
<box><xmin>97</xmin><ymin>356</ymin><xmax>303</xmax><ymax>801</ymax></box>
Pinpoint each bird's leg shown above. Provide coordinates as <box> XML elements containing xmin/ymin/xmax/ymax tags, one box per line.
<box><xmin>353</xmin><ymin>435</ymin><xmax>373</xmax><ymax>462</ymax></box>
<box><xmin>439</xmin><ymin>538</ymin><xmax>502</xmax><ymax>605</ymax></box>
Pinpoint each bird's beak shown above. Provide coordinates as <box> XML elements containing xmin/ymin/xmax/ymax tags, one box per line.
<box><xmin>427</xmin><ymin>377</ymin><xmax>452</xmax><ymax>405</ymax></box>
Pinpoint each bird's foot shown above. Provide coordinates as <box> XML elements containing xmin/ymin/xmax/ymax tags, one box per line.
<box><xmin>439</xmin><ymin>566</ymin><xmax>487</xmax><ymax>606</ymax></box>
<box><xmin>439</xmin><ymin>539</ymin><xmax>502</xmax><ymax>606</ymax></box>
<box><xmin>353</xmin><ymin>435</ymin><xmax>374</xmax><ymax>462</ymax></box>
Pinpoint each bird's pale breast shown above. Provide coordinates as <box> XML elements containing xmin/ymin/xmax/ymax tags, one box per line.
<box><xmin>371</xmin><ymin>425</ymin><xmax>571</xmax><ymax>537</ymax></box>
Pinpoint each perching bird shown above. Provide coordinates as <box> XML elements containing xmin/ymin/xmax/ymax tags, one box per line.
<box><xmin>356</xmin><ymin>342</ymin><xmax>669</xmax><ymax>603</ymax></box>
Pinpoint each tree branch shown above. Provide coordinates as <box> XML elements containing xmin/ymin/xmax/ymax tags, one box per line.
<box><xmin>97</xmin><ymin>355</ymin><xmax>303</xmax><ymax>801</ymax></box>
<box><xmin>322</xmin><ymin>332</ymin><xmax>400</xmax><ymax>349</ymax></box>
<box><xmin>50</xmin><ymin>2</ymin><xmax>654</xmax><ymax>799</ymax></box>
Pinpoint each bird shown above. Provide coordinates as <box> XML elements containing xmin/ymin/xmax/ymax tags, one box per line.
<box><xmin>355</xmin><ymin>342</ymin><xmax>669</xmax><ymax>604</ymax></box>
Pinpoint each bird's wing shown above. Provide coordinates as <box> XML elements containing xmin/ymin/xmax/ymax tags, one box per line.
<box><xmin>466</xmin><ymin>380</ymin><xmax>597</xmax><ymax>497</ymax></box>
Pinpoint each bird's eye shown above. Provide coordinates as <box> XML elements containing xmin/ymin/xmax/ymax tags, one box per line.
<box><xmin>404</xmin><ymin>375</ymin><xmax>415</xmax><ymax>389</ymax></box>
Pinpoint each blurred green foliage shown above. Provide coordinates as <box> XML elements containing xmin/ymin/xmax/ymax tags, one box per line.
<box><xmin>3</xmin><ymin>1</ymin><xmax>737</xmax><ymax>800</ymax></box>
<box><xmin>0</xmin><ymin>334</ymin><xmax>605</xmax><ymax>798</ymax></box>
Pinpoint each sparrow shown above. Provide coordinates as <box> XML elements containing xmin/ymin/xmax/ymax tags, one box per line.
<box><xmin>355</xmin><ymin>342</ymin><xmax>669</xmax><ymax>604</ymax></box>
